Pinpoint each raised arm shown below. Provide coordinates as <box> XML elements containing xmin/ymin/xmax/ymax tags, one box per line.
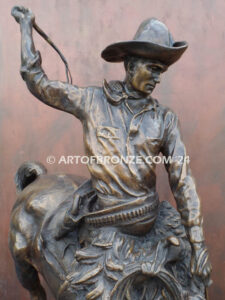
<box><xmin>11</xmin><ymin>6</ymin><xmax>87</xmax><ymax>118</ymax></box>
<box><xmin>161</xmin><ymin>110</ymin><xmax>211</xmax><ymax>282</ymax></box>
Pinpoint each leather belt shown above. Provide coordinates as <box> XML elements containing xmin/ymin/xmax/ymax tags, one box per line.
<box><xmin>85</xmin><ymin>194</ymin><xmax>159</xmax><ymax>228</ymax></box>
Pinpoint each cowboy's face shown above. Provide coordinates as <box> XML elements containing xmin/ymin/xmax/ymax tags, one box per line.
<box><xmin>126</xmin><ymin>58</ymin><xmax>167</xmax><ymax>95</ymax></box>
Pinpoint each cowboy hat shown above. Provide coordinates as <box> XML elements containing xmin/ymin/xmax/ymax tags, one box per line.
<box><xmin>101</xmin><ymin>18</ymin><xmax>188</xmax><ymax>66</ymax></box>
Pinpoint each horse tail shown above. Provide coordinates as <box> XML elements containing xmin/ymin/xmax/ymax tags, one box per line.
<box><xmin>15</xmin><ymin>161</ymin><xmax>47</xmax><ymax>192</ymax></box>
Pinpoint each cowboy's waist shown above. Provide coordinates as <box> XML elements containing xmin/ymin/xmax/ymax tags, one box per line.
<box><xmin>85</xmin><ymin>193</ymin><xmax>159</xmax><ymax>227</ymax></box>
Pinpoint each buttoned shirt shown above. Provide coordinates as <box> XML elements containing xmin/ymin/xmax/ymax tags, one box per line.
<box><xmin>20</xmin><ymin>51</ymin><xmax>203</xmax><ymax>242</ymax></box>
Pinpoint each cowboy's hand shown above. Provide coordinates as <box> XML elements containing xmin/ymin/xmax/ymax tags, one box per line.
<box><xmin>11</xmin><ymin>6</ymin><xmax>35</xmax><ymax>25</ymax></box>
<box><xmin>191</xmin><ymin>242</ymin><xmax>212</xmax><ymax>280</ymax></box>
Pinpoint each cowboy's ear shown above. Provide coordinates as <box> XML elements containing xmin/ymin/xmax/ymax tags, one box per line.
<box><xmin>128</xmin><ymin>61</ymin><xmax>135</xmax><ymax>73</ymax></box>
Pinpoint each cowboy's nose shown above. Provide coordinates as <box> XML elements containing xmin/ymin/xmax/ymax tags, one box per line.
<box><xmin>153</xmin><ymin>73</ymin><xmax>161</xmax><ymax>83</ymax></box>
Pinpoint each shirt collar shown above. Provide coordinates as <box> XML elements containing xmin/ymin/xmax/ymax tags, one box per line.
<box><xmin>103</xmin><ymin>79</ymin><xmax>159</xmax><ymax>112</ymax></box>
<box><xmin>124</xmin><ymin>97</ymin><xmax>158</xmax><ymax>115</ymax></box>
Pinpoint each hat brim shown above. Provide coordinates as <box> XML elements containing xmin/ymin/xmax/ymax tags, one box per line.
<box><xmin>101</xmin><ymin>40</ymin><xmax>188</xmax><ymax>66</ymax></box>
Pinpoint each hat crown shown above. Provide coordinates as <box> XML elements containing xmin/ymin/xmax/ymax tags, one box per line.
<box><xmin>133</xmin><ymin>18</ymin><xmax>174</xmax><ymax>48</ymax></box>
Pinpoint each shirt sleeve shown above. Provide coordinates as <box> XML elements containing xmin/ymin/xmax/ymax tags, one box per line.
<box><xmin>20</xmin><ymin>50</ymin><xmax>90</xmax><ymax>120</ymax></box>
<box><xmin>161</xmin><ymin>110</ymin><xmax>204</xmax><ymax>243</ymax></box>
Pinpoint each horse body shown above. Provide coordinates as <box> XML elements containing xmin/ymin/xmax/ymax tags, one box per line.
<box><xmin>9</xmin><ymin>162</ymin><xmax>84</xmax><ymax>299</ymax></box>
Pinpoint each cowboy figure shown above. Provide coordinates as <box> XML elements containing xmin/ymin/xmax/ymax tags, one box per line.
<box><xmin>12</xmin><ymin>5</ymin><xmax>211</xmax><ymax>292</ymax></box>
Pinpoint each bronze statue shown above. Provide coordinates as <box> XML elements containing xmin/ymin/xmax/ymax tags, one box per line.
<box><xmin>9</xmin><ymin>6</ymin><xmax>212</xmax><ymax>300</ymax></box>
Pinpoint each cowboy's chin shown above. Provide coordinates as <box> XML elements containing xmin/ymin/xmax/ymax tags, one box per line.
<box><xmin>138</xmin><ymin>83</ymin><xmax>155</xmax><ymax>95</ymax></box>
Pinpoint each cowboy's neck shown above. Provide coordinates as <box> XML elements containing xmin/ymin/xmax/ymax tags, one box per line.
<box><xmin>124</xmin><ymin>81</ymin><xmax>152</xmax><ymax>114</ymax></box>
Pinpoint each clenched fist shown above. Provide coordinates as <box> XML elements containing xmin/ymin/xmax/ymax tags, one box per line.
<box><xmin>11</xmin><ymin>6</ymin><xmax>35</xmax><ymax>25</ymax></box>
<box><xmin>191</xmin><ymin>242</ymin><xmax>212</xmax><ymax>285</ymax></box>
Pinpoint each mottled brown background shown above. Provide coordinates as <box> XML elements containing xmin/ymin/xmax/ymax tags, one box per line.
<box><xmin>0</xmin><ymin>0</ymin><xmax>224</xmax><ymax>299</ymax></box>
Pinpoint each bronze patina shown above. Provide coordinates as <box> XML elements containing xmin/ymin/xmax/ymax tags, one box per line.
<box><xmin>9</xmin><ymin>6</ymin><xmax>212</xmax><ymax>300</ymax></box>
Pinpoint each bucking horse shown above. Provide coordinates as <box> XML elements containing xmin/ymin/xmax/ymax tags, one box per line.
<box><xmin>9</xmin><ymin>162</ymin><xmax>207</xmax><ymax>300</ymax></box>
